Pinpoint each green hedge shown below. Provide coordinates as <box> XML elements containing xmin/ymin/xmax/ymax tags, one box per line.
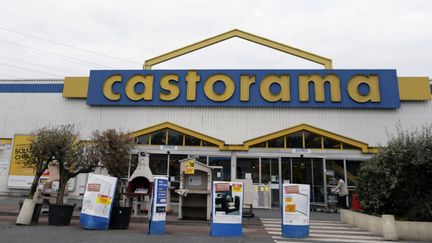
<box><xmin>357</xmin><ymin>126</ymin><xmax>432</xmax><ymax>221</ymax></box>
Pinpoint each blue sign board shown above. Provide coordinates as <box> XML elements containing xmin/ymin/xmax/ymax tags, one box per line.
<box><xmin>86</xmin><ymin>69</ymin><xmax>400</xmax><ymax>109</ymax></box>
<box><xmin>156</xmin><ymin>178</ymin><xmax>168</xmax><ymax>204</ymax></box>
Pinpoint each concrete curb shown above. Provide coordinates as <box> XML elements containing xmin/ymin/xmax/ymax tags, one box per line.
<box><xmin>340</xmin><ymin>209</ymin><xmax>432</xmax><ymax>242</ymax></box>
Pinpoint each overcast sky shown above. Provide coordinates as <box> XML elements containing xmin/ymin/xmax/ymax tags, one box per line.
<box><xmin>0</xmin><ymin>0</ymin><xmax>431</xmax><ymax>79</ymax></box>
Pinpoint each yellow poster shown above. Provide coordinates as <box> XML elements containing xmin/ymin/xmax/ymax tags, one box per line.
<box><xmin>9</xmin><ymin>135</ymin><xmax>34</xmax><ymax>176</ymax></box>
<box><xmin>285</xmin><ymin>204</ymin><xmax>296</xmax><ymax>213</ymax></box>
<box><xmin>8</xmin><ymin>134</ymin><xmax>35</xmax><ymax>188</ymax></box>
<box><xmin>184</xmin><ymin>159</ymin><xmax>195</xmax><ymax>174</ymax></box>
<box><xmin>96</xmin><ymin>194</ymin><xmax>112</xmax><ymax>205</ymax></box>
<box><xmin>232</xmin><ymin>183</ymin><xmax>242</xmax><ymax>193</ymax></box>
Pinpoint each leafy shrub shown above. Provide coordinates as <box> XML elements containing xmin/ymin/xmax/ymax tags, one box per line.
<box><xmin>357</xmin><ymin>125</ymin><xmax>432</xmax><ymax>221</ymax></box>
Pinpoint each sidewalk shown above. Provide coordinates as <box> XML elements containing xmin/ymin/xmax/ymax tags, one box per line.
<box><xmin>0</xmin><ymin>195</ymin><xmax>340</xmax><ymax>225</ymax></box>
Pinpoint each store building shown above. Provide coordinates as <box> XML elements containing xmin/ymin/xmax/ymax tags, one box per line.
<box><xmin>0</xmin><ymin>29</ymin><xmax>431</xmax><ymax>207</ymax></box>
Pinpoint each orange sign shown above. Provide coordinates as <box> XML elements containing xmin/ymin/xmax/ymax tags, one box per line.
<box><xmin>232</xmin><ymin>183</ymin><xmax>242</xmax><ymax>193</ymax></box>
<box><xmin>184</xmin><ymin>159</ymin><xmax>195</xmax><ymax>175</ymax></box>
<box><xmin>96</xmin><ymin>194</ymin><xmax>112</xmax><ymax>205</ymax></box>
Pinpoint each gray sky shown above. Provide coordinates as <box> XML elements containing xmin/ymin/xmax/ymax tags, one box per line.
<box><xmin>0</xmin><ymin>0</ymin><xmax>431</xmax><ymax>79</ymax></box>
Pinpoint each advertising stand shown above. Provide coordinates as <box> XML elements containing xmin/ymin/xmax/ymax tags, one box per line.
<box><xmin>211</xmin><ymin>181</ymin><xmax>243</xmax><ymax>237</ymax></box>
<box><xmin>80</xmin><ymin>174</ymin><xmax>117</xmax><ymax>230</ymax></box>
<box><xmin>281</xmin><ymin>183</ymin><xmax>310</xmax><ymax>238</ymax></box>
<box><xmin>148</xmin><ymin>176</ymin><xmax>169</xmax><ymax>235</ymax></box>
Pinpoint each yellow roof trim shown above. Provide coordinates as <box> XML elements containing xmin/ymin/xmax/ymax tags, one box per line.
<box><xmin>0</xmin><ymin>138</ymin><xmax>12</xmax><ymax>144</ymax></box>
<box><xmin>63</xmin><ymin>77</ymin><xmax>89</xmax><ymax>98</ymax></box>
<box><xmin>143</xmin><ymin>29</ymin><xmax>332</xmax><ymax>70</ymax></box>
<box><xmin>244</xmin><ymin>123</ymin><xmax>371</xmax><ymax>153</ymax></box>
<box><xmin>129</xmin><ymin>122</ymin><xmax>376</xmax><ymax>153</ymax></box>
<box><xmin>129</xmin><ymin>122</ymin><xmax>225</xmax><ymax>148</ymax></box>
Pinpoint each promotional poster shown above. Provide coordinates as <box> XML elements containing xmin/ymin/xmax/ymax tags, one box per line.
<box><xmin>80</xmin><ymin>174</ymin><xmax>117</xmax><ymax>230</ymax></box>
<box><xmin>149</xmin><ymin>176</ymin><xmax>169</xmax><ymax>234</ymax></box>
<box><xmin>282</xmin><ymin>183</ymin><xmax>310</xmax><ymax>238</ymax></box>
<box><xmin>212</xmin><ymin>181</ymin><xmax>243</xmax><ymax>224</ymax></box>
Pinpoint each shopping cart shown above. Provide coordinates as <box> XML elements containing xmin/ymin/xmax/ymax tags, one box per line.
<box><xmin>326</xmin><ymin>192</ymin><xmax>338</xmax><ymax>213</ymax></box>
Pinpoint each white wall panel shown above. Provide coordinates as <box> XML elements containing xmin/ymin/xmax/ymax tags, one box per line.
<box><xmin>1</xmin><ymin>93</ymin><xmax>432</xmax><ymax>147</ymax></box>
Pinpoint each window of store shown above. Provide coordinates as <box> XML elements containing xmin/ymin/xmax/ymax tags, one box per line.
<box><xmin>149</xmin><ymin>153</ymin><xmax>167</xmax><ymax>175</ymax></box>
<box><xmin>304</xmin><ymin>131</ymin><xmax>322</xmax><ymax>148</ymax></box>
<box><xmin>236</xmin><ymin>158</ymin><xmax>259</xmax><ymax>183</ymax></box>
<box><xmin>167</xmin><ymin>129</ymin><xmax>183</xmax><ymax>146</ymax></box>
<box><xmin>209</xmin><ymin>157</ymin><xmax>231</xmax><ymax>181</ymax></box>
<box><xmin>323</xmin><ymin>137</ymin><xmax>342</xmax><ymax>149</ymax></box>
<box><xmin>312</xmin><ymin>158</ymin><xmax>325</xmax><ymax>202</ymax></box>
<box><xmin>184</xmin><ymin>135</ymin><xmax>200</xmax><ymax>146</ymax></box>
<box><xmin>268</xmin><ymin>137</ymin><xmax>284</xmax><ymax>148</ymax></box>
<box><xmin>135</xmin><ymin>134</ymin><xmax>149</xmax><ymax>145</ymax></box>
<box><xmin>281</xmin><ymin>157</ymin><xmax>291</xmax><ymax>183</ymax></box>
<box><xmin>325</xmin><ymin>159</ymin><xmax>344</xmax><ymax>187</ymax></box>
<box><xmin>286</xmin><ymin>132</ymin><xmax>303</xmax><ymax>148</ymax></box>
<box><xmin>260</xmin><ymin>158</ymin><xmax>271</xmax><ymax>183</ymax></box>
<box><xmin>270</xmin><ymin>158</ymin><xmax>279</xmax><ymax>184</ymax></box>
<box><xmin>150</xmin><ymin>130</ymin><xmax>166</xmax><ymax>145</ymax></box>
<box><xmin>346</xmin><ymin>160</ymin><xmax>363</xmax><ymax>187</ymax></box>
<box><xmin>168</xmin><ymin>154</ymin><xmax>188</xmax><ymax>181</ymax></box>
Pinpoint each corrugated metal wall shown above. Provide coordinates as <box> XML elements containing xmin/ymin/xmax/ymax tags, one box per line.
<box><xmin>1</xmin><ymin>92</ymin><xmax>432</xmax><ymax>146</ymax></box>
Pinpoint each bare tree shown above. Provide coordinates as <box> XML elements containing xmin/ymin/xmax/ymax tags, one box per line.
<box><xmin>20</xmin><ymin>127</ymin><xmax>58</xmax><ymax>199</ymax></box>
<box><xmin>42</xmin><ymin>125</ymin><xmax>99</xmax><ymax>205</ymax></box>
<box><xmin>92</xmin><ymin>129</ymin><xmax>133</xmax><ymax>206</ymax></box>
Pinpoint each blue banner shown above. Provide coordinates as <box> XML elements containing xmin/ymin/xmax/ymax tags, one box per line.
<box><xmin>86</xmin><ymin>69</ymin><xmax>400</xmax><ymax>109</ymax></box>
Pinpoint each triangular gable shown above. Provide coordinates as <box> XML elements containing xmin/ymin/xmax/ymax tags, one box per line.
<box><xmin>130</xmin><ymin>122</ymin><xmax>377</xmax><ymax>153</ymax></box>
<box><xmin>243</xmin><ymin>123</ymin><xmax>373</xmax><ymax>153</ymax></box>
<box><xmin>129</xmin><ymin>122</ymin><xmax>225</xmax><ymax>148</ymax></box>
<box><xmin>143</xmin><ymin>29</ymin><xmax>332</xmax><ymax>69</ymax></box>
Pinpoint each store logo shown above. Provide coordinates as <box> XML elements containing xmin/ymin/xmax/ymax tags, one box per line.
<box><xmin>86</xmin><ymin>69</ymin><xmax>400</xmax><ymax>108</ymax></box>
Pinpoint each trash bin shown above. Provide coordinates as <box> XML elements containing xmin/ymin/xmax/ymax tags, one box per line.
<box><xmin>351</xmin><ymin>193</ymin><xmax>362</xmax><ymax>211</ymax></box>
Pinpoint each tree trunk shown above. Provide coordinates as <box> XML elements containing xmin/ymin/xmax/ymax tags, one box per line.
<box><xmin>27</xmin><ymin>171</ymin><xmax>43</xmax><ymax>199</ymax></box>
<box><xmin>56</xmin><ymin>178</ymin><xmax>68</xmax><ymax>205</ymax></box>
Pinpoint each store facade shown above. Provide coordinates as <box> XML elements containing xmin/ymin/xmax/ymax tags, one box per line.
<box><xmin>0</xmin><ymin>29</ymin><xmax>431</xmax><ymax>207</ymax></box>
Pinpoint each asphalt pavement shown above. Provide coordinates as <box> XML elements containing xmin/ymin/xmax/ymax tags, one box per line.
<box><xmin>0</xmin><ymin>196</ymin><xmax>338</xmax><ymax>243</ymax></box>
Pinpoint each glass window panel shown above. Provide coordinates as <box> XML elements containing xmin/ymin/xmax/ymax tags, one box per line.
<box><xmin>270</xmin><ymin>158</ymin><xmax>279</xmax><ymax>184</ymax></box>
<box><xmin>281</xmin><ymin>158</ymin><xmax>291</xmax><ymax>182</ymax></box>
<box><xmin>201</xmin><ymin>140</ymin><xmax>217</xmax><ymax>147</ymax></box>
<box><xmin>209</xmin><ymin>157</ymin><xmax>231</xmax><ymax>181</ymax></box>
<box><xmin>135</xmin><ymin>134</ymin><xmax>149</xmax><ymax>145</ymax></box>
<box><xmin>343</xmin><ymin>143</ymin><xmax>359</xmax><ymax>150</ymax></box>
<box><xmin>251</xmin><ymin>142</ymin><xmax>266</xmax><ymax>148</ymax></box>
<box><xmin>168</xmin><ymin>154</ymin><xmax>188</xmax><ymax>182</ymax></box>
<box><xmin>268</xmin><ymin>137</ymin><xmax>284</xmax><ymax>148</ymax></box>
<box><xmin>323</xmin><ymin>137</ymin><xmax>342</xmax><ymax>149</ymax></box>
<box><xmin>304</xmin><ymin>131</ymin><xmax>322</xmax><ymax>148</ymax></box>
<box><xmin>184</xmin><ymin>135</ymin><xmax>200</xmax><ymax>146</ymax></box>
<box><xmin>286</xmin><ymin>132</ymin><xmax>303</xmax><ymax>148</ymax></box>
<box><xmin>261</xmin><ymin>158</ymin><xmax>271</xmax><ymax>183</ymax></box>
<box><xmin>196</xmin><ymin>156</ymin><xmax>207</xmax><ymax>164</ymax></box>
<box><xmin>325</xmin><ymin>160</ymin><xmax>344</xmax><ymax>188</ymax></box>
<box><xmin>167</xmin><ymin>129</ymin><xmax>183</xmax><ymax>146</ymax></box>
<box><xmin>291</xmin><ymin>158</ymin><xmax>312</xmax><ymax>185</ymax></box>
<box><xmin>312</xmin><ymin>158</ymin><xmax>325</xmax><ymax>203</ymax></box>
<box><xmin>149</xmin><ymin>153</ymin><xmax>167</xmax><ymax>175</ymax></box>
<box><xmin>346</xmin><ymin>160</ymin><xmax>363</xmax><ymax>187</ymax></box>
<box><xmin>151</xmin><ymin>130</ymin><xmax>166</xmax><ymax>145</ymax></box>
<box><xmin>236</xmin><ymin>158</ymin><xmax>259</xmax><ymax>183</ymax></box>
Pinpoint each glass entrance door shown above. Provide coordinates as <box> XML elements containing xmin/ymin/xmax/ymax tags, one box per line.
<box><xmin>289</xmin><ymin>158</ymin><xmax>325</xmax><ymax>203</ymax></box>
